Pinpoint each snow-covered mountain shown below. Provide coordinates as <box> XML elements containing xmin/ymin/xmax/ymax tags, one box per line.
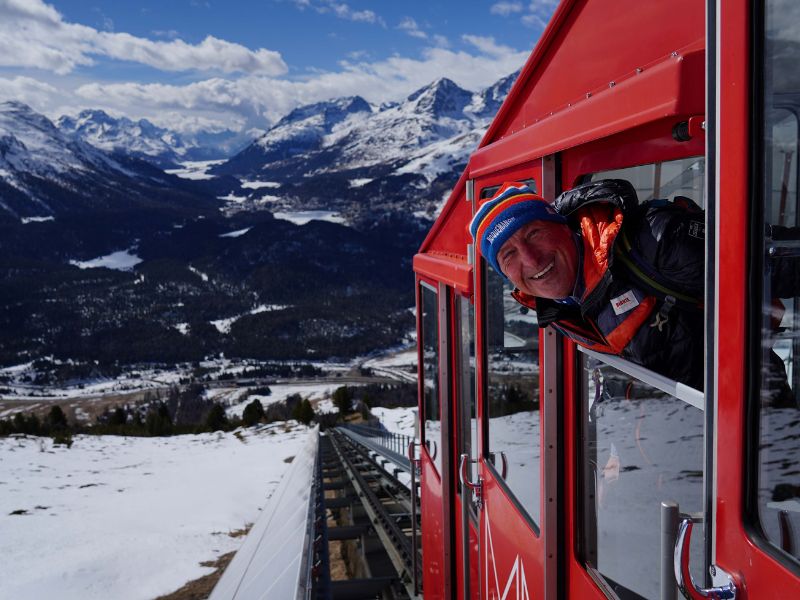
<box><xmin>57</xmin><ymin>110</ymin><xmax>186</xmax><ymax>168</ymax></box>
<box><xmin>210</xmin><ymin>72</ymin><xmax>519</xmax><ymax>224</ymax></box>
<box><xmin>0</xmin><ymin>101</ymin><xmax>215</xmax><ymax>221</ymax></box>
<box><xmin>57</xmin><ymin>109</ymin><xmax>242</xmax><ymax>168</ymax></box>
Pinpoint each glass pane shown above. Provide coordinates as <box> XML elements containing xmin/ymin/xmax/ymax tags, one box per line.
<box><xmin>458</xmin><ymin>296</ymin><xmax>478</xmax><ymax>503</ymax></box>
<box><xmin>755</xmin><ymin>0</ymin><xmax>800</xmax><ymax>562</ymax></box>
<box><xmin>581</xmin><ymin>357</ymin><xmax>705</xmax><ymax>599</ymax></box>
<box><xmin>421</xmin><ymin>284</ymin><xmax>441</xmax><ymax>474</ymax></box>
<box><xmin>485</xmin><ymin>266</ymin><xmax>541</xmax><ymax>524</ymax></box>
<box><xmin>589</xmin><ymin>157</ymin><xmax>706</xmax><ymax>209</ymax></box>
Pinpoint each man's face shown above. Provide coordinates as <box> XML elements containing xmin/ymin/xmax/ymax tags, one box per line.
<box><xmin>497</xmin><ymin>220</ymin><xmax>579</xmax><ymax>299</ymax></box>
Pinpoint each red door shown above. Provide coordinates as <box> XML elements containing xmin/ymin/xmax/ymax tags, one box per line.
<box><xmin>708</xmin><ymin>1</ymin><xmax>800</xmax><ymax>597</ymax></box>
<box><xmin>418</xmin><ymin>279</ymin><xmax>449</xmax><ymax>599</ymax></box>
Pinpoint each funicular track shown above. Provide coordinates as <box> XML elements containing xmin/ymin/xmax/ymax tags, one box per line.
<box><xmin>312</xmin><ymin>427</ymin><xmax>422</xmax><ymax>600</ymax></box>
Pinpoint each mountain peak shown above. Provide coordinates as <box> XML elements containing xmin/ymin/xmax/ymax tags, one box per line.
<box><xmin>405</xmin><ymin>77</ymin><xmax>472</xmax><ymax>118</ymax></box>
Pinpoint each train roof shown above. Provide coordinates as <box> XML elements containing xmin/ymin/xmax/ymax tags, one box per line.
<box><xmin>414</xmin><ymin>0</ymin><xmax>705</xmax><ymax>291</ymax></box>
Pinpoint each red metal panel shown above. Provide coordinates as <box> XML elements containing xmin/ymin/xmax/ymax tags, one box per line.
<box><xmin>479</xmin><ymin>469</ymin><xmax>543</xmax><ymax>599</ymax></box>
<box><xmin>420</xmin><ymin>450</ymin><xmax>445</xmax><ymax>600</ymax></box>
<box><xmin>492</xmin><ymin>0</ymin><xmax>704</xmax><ymax>141</ymax></box>
<box><xmin>715</xmin><ymin>0</ymin><xmax>800</xmax><ymax>596</ymax></box>
<box><xmin>470</xmin><ymin>45</ymin><xmax>704</xmax><ymax>179</ymax></box>
<box><xmin>413</xmin><ymin>254</ymin><xmax>472</xmax><ymax>296</ymax></box>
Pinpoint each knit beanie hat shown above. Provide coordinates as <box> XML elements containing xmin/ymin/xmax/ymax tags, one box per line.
<box><xmin>469</xmin><ymin>183</ymin><xmax>567</xmax><ymax>279</ymax></box>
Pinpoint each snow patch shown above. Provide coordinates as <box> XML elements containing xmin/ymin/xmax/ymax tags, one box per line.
<box><xmin>240</xmin><ymin>180</ymin><xmax>281</xmax><ymax>190</ymax></box>
<box><xmin>211</xmin><ymin>304</ymin><xmax>289</xmax><ymax>334</ymax></box>
<box><xmin>165</xmin><ymin>160</ymin><xmax>225</xmax><ymax>180</ymax></box>
<box><xmin>349</xmin><ymin>178</ymin><xmax>372</xmax><ymax>188</ymax></box>
<box><xmin>273</xmin><ymin>210</ymin><xmax>345</xmax><ymax>225</ymax></box>
<box><xmin>219</xmin><ymin>227</ymin><xmax>251</xmax><ymax>238</ymax></box>
<box><xmin>188</xmin><ymin>266</ymin><xmax>209</xmax><ymax>282</ymax></box>
<box><xmin>70</xmin><ymin>250</ymin><xmax>142</xmax><ymax>272</ymax></box>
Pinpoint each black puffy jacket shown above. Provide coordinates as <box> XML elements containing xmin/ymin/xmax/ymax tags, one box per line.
<box><xmin>513</xmin><ymin>179</ymin><xmax>706</xmax><ymax>389</ymax></box>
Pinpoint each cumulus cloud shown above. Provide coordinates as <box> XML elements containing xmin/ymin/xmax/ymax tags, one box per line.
<box><xmin>289</xmin><ymin>0</ymin><xmax>385</xmax><ymax>26</ymax></box>
<box><xmin>70</xmin><ymin>41</ymin><xmax>528</xmax><ymax>131</ymax></box>
<box><xmin>0</xmin><ymin>0</ymin><xmax>287</xmax><ymax>75</ymax></box>
<box><xmin>490</xmin><ymin>2</ymin><xmax>524</xmax><ymax>16</ymax></box>
<box><xmin>462</xmin><ymin>34</ymin><xmax>516</xmax><ymax>59</ymax></box>
<box><xmin>398</xmin><ymin>17</ymin><xmax>427</xmax><ymax>40</ymax></box>
<box><xmin>490</xmin><ymin>0</ymin><xmax>558</xmax><ymax>30</ymax></box>
<box><xmin>0</xmin><ymin>76</ymin><xmax>60</xmax><ymax>112</ymax></box>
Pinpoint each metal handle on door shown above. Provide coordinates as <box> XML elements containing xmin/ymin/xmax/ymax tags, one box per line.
<box><xmin>674</xmin><ymin>517</ymin><xmax>737</xmax><ymax>599</ymax></box>
<box><xmin>459</xmin><ymin>453</ymin><xmax>483</xmax><ymax>510</ymax></box>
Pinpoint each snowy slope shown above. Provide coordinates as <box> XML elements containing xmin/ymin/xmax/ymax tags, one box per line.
<box><xmin>0</xmin><ymin>425</ymin><xmax>312</xmax><ymax>600</ymax></box>
<box><xmin>0</xmin><ymin>101</ymin><xmax>217</xmax><ymax>220</ymax></box>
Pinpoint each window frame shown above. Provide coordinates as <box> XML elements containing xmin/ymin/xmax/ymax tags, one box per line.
<box><xmin>479</xmin><ymin>257</ymin><xmax>542</xmax><ymax>534</ymax></box>
<box><xmin>744</xmin><ymin>0</ymin><xmax>800</xmax><ymax>573</ymax></box>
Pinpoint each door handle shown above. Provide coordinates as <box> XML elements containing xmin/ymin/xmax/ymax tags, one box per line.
<box><xmin>674</xmin><ymin>516</ymin><xmax>737</xmax><ymax>599</ymax></box>
<box><xmin>459</xmin><ymin>453</ymin><xmax>483</xmax><ymax>510</ymax></box>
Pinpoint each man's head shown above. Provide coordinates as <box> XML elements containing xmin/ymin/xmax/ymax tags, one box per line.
<box><xmin>469</xmin><ymin>183</ymin><xmax>578</xmax><ymax>299</ymax></box>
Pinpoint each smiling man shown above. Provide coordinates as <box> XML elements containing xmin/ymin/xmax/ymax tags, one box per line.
<box><xmin>469</xmin><ymin>179</ymin><xmax>706</xmax><ymax>389</ymax></box>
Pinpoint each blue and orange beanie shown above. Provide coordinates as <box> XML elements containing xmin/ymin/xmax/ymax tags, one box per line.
<box><xmin>468</xmin><ymin>183</ymin><xmax>567</xmax><ymax>279</ymax></box>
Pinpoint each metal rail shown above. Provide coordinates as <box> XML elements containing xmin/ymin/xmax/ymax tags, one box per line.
<box><xmin>329</xmin><ymin>429</ymin><xmax>422</xmax><ymax>598</ymax></box>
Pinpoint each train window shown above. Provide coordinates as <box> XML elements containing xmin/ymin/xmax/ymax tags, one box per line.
<box><xmin>479</xmin><ymin>177</ymin><xmax>537</xmax><ymax>200</ymax></box>
<box><xmin>420</xmin><ymin>282</ymin><xmax>441</xmax><ymax>474</ymax></box>
<box><xmin>484</xmin><ymin>264</ymin><xmax>541</xmax><ymax>526</ymax></box>
<box><xmin>751</xmin><ymin>0</ymin><xmax>800</xmax><ymax>566</ymax></box>
<box><xmin>457</xmin><ymin>295</ymin><xmax>478</xmax><ymax>509</ymax></box>
<box><xmin>580</xmin><ymin>355</ymin><xmax>705</xmax><ymax>599</ymax></box>
<box><xmin>588</xmin><ymin>157</ymin><xmax>706</xmax><ymax>208</ymax></box>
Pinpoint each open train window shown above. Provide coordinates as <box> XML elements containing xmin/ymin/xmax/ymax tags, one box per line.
<box><xmin>479</xmin><ymin>177</ymin><xmax>537</xmax><ymax>200</ymax></box>
<box><xmin>576</xmin><ymin>158</ymin><xmax>708</xmax><ymax>597</ymax></box>
<box><xmin>586</xmin><ymin>157</ymin><xmax>706</xmax><ymax>208</ymax></box>
<box><xmin>420</xmin><ymin>282</ymin><xmax>441</xmax><ymax>474</ymax></box>
<box><xmin>483</xmin><ymin>262</ymin><xmax>541</xmax><ymax>528</ymax></box>
<box><xmin>748</xmin><ymin>0</ymin><xmax>800</xmax><ymax>569</ymax></box>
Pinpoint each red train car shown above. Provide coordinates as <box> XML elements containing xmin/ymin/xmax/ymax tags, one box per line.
<box><xmin>412</xmin><ymin>0</ymin><xmax>800</xmax><ymax>598</ymax></box>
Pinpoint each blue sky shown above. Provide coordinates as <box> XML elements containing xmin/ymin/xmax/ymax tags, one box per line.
<box><xmin>0</xmin><ymin>0</ymin><xmax>558</xmax><ymax>134</ymax></box>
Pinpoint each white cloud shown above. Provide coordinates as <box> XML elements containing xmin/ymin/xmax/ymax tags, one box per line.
<box><xmin>490</xmin><ymin>2</ymin><xmax>524</xmax><ymax>16</ymax></box>
<box><xmin>70</xmin><ymin>42</ymin><xmax>528</xmax><ymax>130</ymax></box>
<box><xmin>522</xmin><ymin>1</ymin><xmax>559</xmax><ymax>29</ymax></box>
<box><xmin>398</xmin><ymin>17</ymin><xmax>427</xmax><ymax>40</ymax></box>
<box><xmin>290</xmin><ymin>0</ymin><xmax>385</xmax><ymax>26</ymax></box>
<box><xmin>490</xmin><ymin>0</ymin><xmax>558</xmax><ymax>30</ymax></box>
<box><xmin>0</xmin><ymin>0</ymin><xmax>287</xmax><ymax>75</ymax></box>
<box><xmin>462</xmin><ymin>34</ymin><xmax>517</xmax><ymax>59</ymax></box>
<box><xmin>0</xmin><ymin>76</ymin><xmax>60</xmax><ymax>111</ymax></box>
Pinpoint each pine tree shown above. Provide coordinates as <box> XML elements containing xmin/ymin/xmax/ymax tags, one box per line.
<box><xmin>205</xmin><ymin>403</ymin><xmax>228</xmax><ymax>432</ymax></box>
<box><xmin>242</xmin><ymin>399</ymin><xmax>265</xmax><ymax>427</ymax></box>
<box><xmin>293</xmin><ymin>398</ymin><xmax>314</xmax><ymax>425</ymax></box>
<box><xmin>332</xmin><ymin>386</ymin><xmax>353</xmax><ymax>415</ymax></box>
<box><xmin>46</xmin><ymin>406</ymin><xmax>68</xmax><ymax>430</ymax></box>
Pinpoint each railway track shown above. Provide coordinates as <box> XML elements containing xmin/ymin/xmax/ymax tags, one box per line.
<box><xmin>310</xmin><ymin>426</ymin><xmax>423</xmax><ymax>600</ymax></box>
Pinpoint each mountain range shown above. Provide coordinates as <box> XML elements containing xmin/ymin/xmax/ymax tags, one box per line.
<box><xmin>0</xmin><ymin>71</ymin><xmax>517</xmax><ymax>373</ymax></box>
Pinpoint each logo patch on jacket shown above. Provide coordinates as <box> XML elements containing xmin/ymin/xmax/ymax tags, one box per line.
<box><xmin>611</xmin><ymin>290</ymin><xmax>639</xmax><ymax>315</ymax></box>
